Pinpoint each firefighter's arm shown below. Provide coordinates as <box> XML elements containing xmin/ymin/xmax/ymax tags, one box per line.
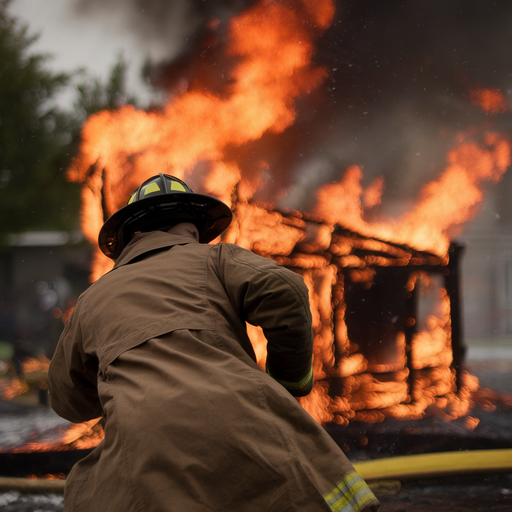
<box><xmin>47</xmin><ymin>309</ymin><xmax>102</xmax><ymax>423</ymax></box>
<box><xmin>218</xmin><ymin>244</ymin><xmax>314</xmax><ymax>397</ymax></box>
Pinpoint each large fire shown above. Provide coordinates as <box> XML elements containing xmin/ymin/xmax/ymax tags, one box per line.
<box><xmin>69</xmin><ymin>0</ymin><xmax>336</xmax><ymax>281</ymax></box>
<box><xmin>6</xmin><ymin>0</ymin><xmax>512</xmax><ymax>452</ymax></box>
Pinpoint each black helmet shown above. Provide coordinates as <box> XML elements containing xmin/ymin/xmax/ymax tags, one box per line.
<box><xmin>98</xmin><ymin>174</ymin><xmax>232</xmax><ymax>259</ymax></box>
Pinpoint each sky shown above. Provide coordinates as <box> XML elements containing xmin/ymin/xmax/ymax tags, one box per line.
<box><xmin>8</xmin><ymin>0</ymin><xmax>178</xmax><ymax>106</ymax></box>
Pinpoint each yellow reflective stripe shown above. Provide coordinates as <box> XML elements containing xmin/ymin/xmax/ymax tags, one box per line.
<box><xmin>330</xmin><ymin>484</ymin><xmax>375</xmax><ymax>512</ymax></box>
<box><xmin>266</xmin><ymin>366</ymin><xmax>313</xmax><ymax>391</ymax></box>
<box><xmin>128</xmin><ymin>193</ymin><xmax>136</xmax><ymax>204</ymax></box>
<box><xmin>324</xmin><ymin>471</ymin><xmax>378</xmax><ymax>511</ymax></box>
<box><xmin>143</xmin><ymin>182</ymin><xmax>161</xmax><ymax>195</ymax></box>
<box><xmin>170</xmin><ymin>181</ymin><xmax>187</xmax><ymax>192</ymax></box>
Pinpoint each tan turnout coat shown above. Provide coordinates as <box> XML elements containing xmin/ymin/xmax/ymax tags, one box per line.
<box><xmin>48</xmin><ymin>231</ymin><xmax>379</xmax><ymax>512</ymax></box>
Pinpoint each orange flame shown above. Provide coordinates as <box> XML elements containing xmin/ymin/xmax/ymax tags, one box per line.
<box><xmin>27</xmin><ymin>473</ymin><xmax>66</xmax><ymax>480</ymax></box>
<box><xmin>0</xmin><ymin>356</ymin><xmax>50</xmax><ymax>401</ymax></box>
<box><xmin>21</xmin><ymin>355</ymin><xmax>50</xmax><ymax>374</ymax></box>
<box><xmin>1</xmin><ymin>377</ymin><xmax>29</xmax><ymax>401</ymax></box>
<box><xmin>2</xmin><ymin>418</ymin><xmax>104</xmax><ymax>454</ymax></box>
<box><xmin>310</xmin><ymin>133</ymin><xmax>511</xmax><ymax>256</ymax></box>
<box><xmin>68</xmin><ymin>0</ymin><xmax>335</xmax><ymax>280</ymax></box>
<box><xmin>60</xmin><ymin>418</ymin><xmax>103</xmax><ymax>450</ymax></box>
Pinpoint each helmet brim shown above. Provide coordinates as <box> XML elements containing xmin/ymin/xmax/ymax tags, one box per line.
<box><xmin>98</xmin><ymin>192</ymin><xmax>232</xmax><ymax>259</ymax></box>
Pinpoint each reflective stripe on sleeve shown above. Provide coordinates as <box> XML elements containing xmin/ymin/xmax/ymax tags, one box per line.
<box><xmin>265</xmin><ymin>365</ymin><xmax>313</xmax><ymax>392</ymax></box>
<box><xmin>323</xmin><ymin>471</ymin><xmax>378</xmax><ymax>511</ymax></box>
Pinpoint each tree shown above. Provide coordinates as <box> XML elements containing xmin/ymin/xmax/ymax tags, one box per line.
<box><xmin>0</xmin><ymin>0</ymin><xmax>75</xmax><ymax>238</ymax></box>
<box><xmin>73</xmin><ymin>53</ymin><xmax>138</xmax><ymax>122</ymax></box>
<box><xmin>0</xmin><ymin>0</ymin><xmax>137</xmax><ymax>242</ymax></box>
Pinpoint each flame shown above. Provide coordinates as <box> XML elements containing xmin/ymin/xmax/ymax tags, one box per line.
<box><xmin>2</xmin><ymin>418</ymin><xmax>104</xmax><ymax>454</ymax></box>
<box><xmin>411</xmin><ymin>288</ymin><xmax>452</xmax><ymax>370</ymax></box>
<box><xmin>60</xmin><ymin>418</ymin><xmax>103</xmax><ymax>450</ymax></box>
<box><xmin>0</xmin><ymin>355</ymin><xmax>50</xmax><ymax>401</ymax></box>
<box><xmin>310</xmin><ymin>133</ymin><xmax>511</xmax><ymax>256</ymax></box>
<box><xmin>27</xmin><ymin>473</ymin><xmax>66</xmax><ymax>480</ymax></box>
<box><xmin>68</xmin><ymin>0</ymin><xmax>335</xmax><ymax>281</ymax></box>
<box><xmin>464</xmin><ymin>416</ymin><xmax>480</xmax><ymax>430</ymax></box>
<box><xmin>21</xmin><ymin>355</ymin><xmax>50</xmax><ymax>374</ymax></box>
<box><xmin>396</xmin><ymin>132</ymin><xmax>510</xmax><ymax>253</ymax></box>
<box><xmin>1</xmin><ymin>377</ymin><xmax>29</xmax><ymax>401</ymax></box>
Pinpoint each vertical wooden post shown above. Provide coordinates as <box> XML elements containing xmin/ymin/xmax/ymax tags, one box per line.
<box><xmin>404</xmin><ymin>272</ymin><xmax>418</xmax><ymax>401</ymax></box>
<box><xmin>445</xmin><ymin>242</ymin><xmax>466</xmax><ymax>391</ymax></box>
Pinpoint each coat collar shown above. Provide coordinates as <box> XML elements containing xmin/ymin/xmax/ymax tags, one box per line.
<box><xmin>114</xmin><ymin>231</ymin><xmax>199</xmax><ymax>268</ymax></box>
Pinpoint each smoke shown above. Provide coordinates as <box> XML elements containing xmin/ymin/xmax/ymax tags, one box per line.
<box><xmin>72</xmin><ymin>0</ymin><xmax>254</xmax><ymax>63</ymax></box>
<box><xmin>281</xmin><ymin>1</ymin><xmax>512</xmax><ymax>215</ymax></box>
<box><xmin>71</xmin><ymin>0</ymin><xmax>512</xmax><ymax>222</ymax></box>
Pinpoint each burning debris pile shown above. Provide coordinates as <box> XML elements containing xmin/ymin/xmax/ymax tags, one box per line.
<box><xmin>223</xmin><ymin>201</ymin><xmax>471</xmax><ymax>426</ymax></box>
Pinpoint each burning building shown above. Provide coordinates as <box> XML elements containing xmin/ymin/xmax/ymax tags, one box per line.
<box><xmin>215</xmin><ymin>199</ymin><xmax>476</xmax><ymax>426</ymax></box>
<box><xmin>4</xmin><ymin>0</ymin><xmax>512</xmax><ymax>465</ymax></box>
<box><xmin>59</xmin><ymin>0</ymin><xmax>512</xmax><ymax>428</ymax></box>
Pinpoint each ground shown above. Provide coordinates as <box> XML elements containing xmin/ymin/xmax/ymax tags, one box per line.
<box><xmin>1</xmin><ymin>474</ymin><xmax>512</xmax><ymax>511</ymax></box>
<box><xmin>1</xmin><ymin>339</ymin><xmax>512</xmax><ymax>511</ymax></box>
<box><xmin>374</xmin><ymin>473</ymin><xmax>512</xmax><ymax>511</ymax></box>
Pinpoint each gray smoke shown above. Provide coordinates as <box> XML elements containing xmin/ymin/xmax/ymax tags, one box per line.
<box><xmin>72</xmin><ymin>0</ymin><xmax>253</xmax><ymax>61</ymax></box>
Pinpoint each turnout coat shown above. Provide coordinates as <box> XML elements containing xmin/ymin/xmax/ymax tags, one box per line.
<box><xmin>48</xmin><ymin>231</ymin><xmax>379</xmax><ymax>512</ymax></box>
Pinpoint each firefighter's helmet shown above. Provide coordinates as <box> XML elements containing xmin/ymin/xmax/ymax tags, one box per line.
<box><xmin>98</xmin><ymin>174</ymin><xmax>232</xmax><ymax>259</ymax></box>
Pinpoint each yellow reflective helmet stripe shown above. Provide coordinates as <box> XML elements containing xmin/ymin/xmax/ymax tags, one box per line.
<box><xmin>170</xmin><ymin>181</ymin><xmax>187</xmax><ymax>192</ymax></box>
<box><xmin>127</xmin><ymin>176</ymin><xmax>188</xmax><ymax>206</ymax></box>
<box><xmin>143</xmin><ymin>182</ymin><xmax>162</xmax><ymax>195</ymax></box>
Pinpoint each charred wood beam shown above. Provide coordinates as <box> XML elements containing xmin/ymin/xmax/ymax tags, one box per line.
<box><xmin>0</xmin><ymin>449</ymin><xmax>93</xmax><ymax>477</ymax></box>
<box><xmin>445</xmin><ymin>242</ymin><xmax>466</xmax><ymax>391</ymax></box>
<box><xmin>405</xmin><ymin>280</ymin><xmax>418</xmax><ymax>402</ymax></box>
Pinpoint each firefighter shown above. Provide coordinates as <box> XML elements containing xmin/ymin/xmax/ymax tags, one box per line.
<box><xmin>48</xmin><ymin>174</ymin><xmax>379</xmax><ymax>512</ymax></box>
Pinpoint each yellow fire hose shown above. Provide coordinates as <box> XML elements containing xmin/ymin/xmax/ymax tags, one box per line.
<box><xmin>0</xmin><ymin>449</ymin><xmax>511</xmax><ymax>494</ymax></box>
<box><xmin>353</xmin><ymin>448</ymin><xmax>512</xmax><ymax>481</ymax></box>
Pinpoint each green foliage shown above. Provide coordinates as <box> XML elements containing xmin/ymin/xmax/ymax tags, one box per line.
<box><xmin>0</xmin><ymin>0</ymin><xmax>75</xmax><ymax>238</ymax></box>
<box><xmin>0</xmin><ymin>0</ymin><xmax>137</xmax><ymax>242</ymax></box>
<box><xmin>74</xmin><ymin>54</ymin><xmax>138</xmax><ymax>121</ymax></box>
